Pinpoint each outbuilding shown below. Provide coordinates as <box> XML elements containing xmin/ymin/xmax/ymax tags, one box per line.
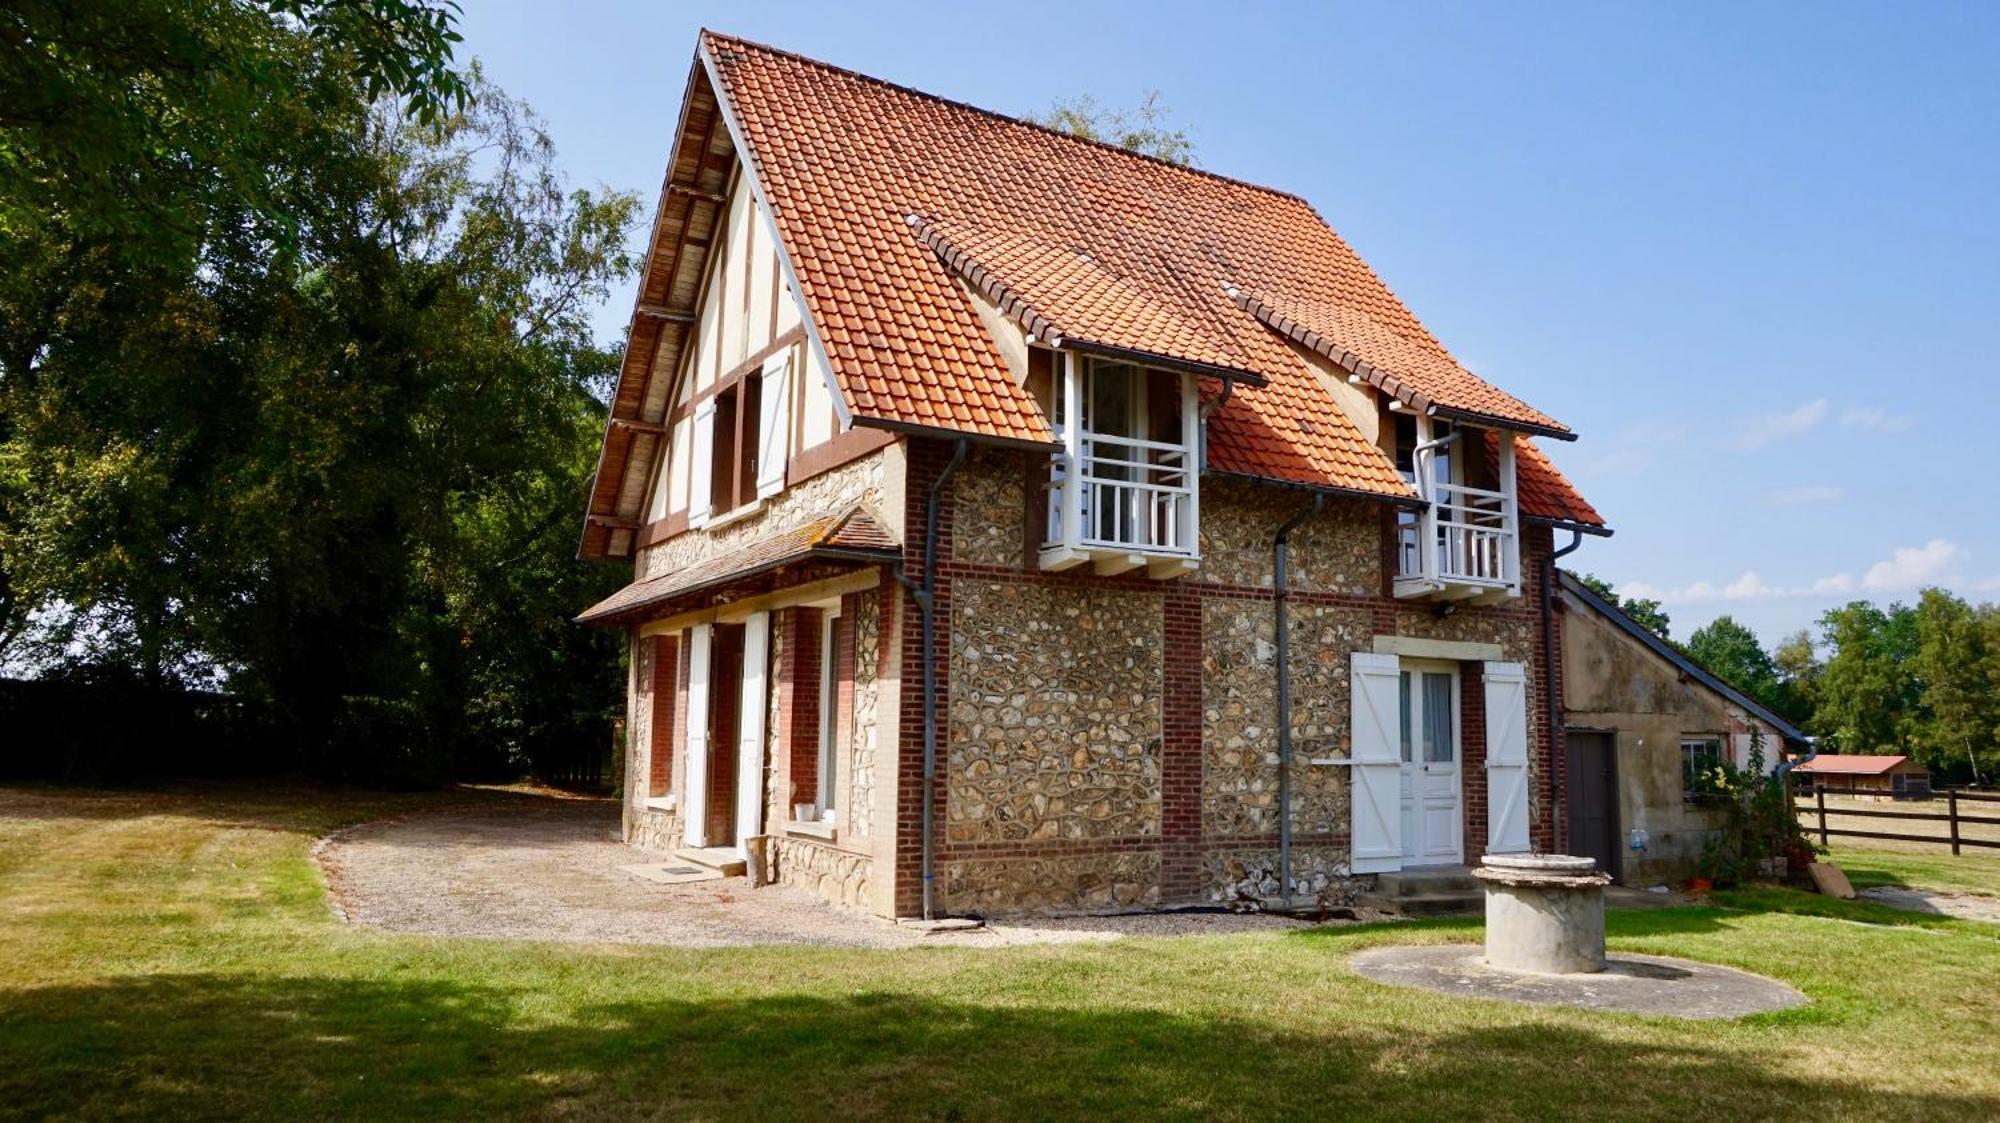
<box><xmin>1791</xmin><ymin>755</ymin><xmax>1931</xmax><ymax>801</ymax></box>
<box><xmin>1556</xmin><ymin>571</ymin><xmax>1808</xmax><ymax>884</ymax></box>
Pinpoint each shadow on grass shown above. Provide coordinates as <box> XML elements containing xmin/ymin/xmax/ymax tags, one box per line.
<box><xmin>2</xmin><ymin>972</ymin><xmax>1993</xmax><ymax>1121</ymax></box>
<box><xmin>0</xmin><ymin>781</ymin><xmax>566</xmax><ymax>837</ymax></box>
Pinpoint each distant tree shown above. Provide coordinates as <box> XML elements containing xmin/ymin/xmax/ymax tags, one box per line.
<box><xmin>1815</xmin><ymin>600</ymin><xmax>1923</xmax><ymax>755</ymax></box>
<box><xmin>1772</xmin><ymin>628</ymin><xmax>1822</xmax><ymax>722</ymax></box>
<box><xmin>1027</xmin><ymin>91</ymin><xmax>1196</xmax><ymax>165</ymax></box>
<box><xmin>1912</xmin><ymin>588</ymin><xmax>1994</xmax><ymax>784</ymax></box>
<box><xmin>1687</xmin><ymin>615</ymin><xmax>1793</xmax><ymax>717</ymax></box>
<box><xmin>1576</xmin><ymin>572</ymin><xmax>1673</xmax><ymax>640</ymax></box>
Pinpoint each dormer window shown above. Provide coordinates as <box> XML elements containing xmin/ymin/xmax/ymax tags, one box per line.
<box><xmin>1391</xmin><ymin>412</ymin><xmax>1522</xmax><ymax>603</ymax></box>
<box><xmin>1038</xmin><ymin>352</ymin><xmax>1200</xmax><ymax>578</ymax></box>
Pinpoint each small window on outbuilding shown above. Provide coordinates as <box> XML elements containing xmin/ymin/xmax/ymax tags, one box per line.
<box><xmin>1682</xmin><ymin>737</ymin><xmax>1724</xmax><ymax>800</ymax></box>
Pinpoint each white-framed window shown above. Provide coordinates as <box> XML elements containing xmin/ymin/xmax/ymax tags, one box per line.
<box><xmin>1682</xmin><ymin>737</ymin><xmax>1724</xmax><ymax>800</ymax></box>
<box><xmin>1039</xmin><ymin>352</ymin><xmax>1200</xmax><ymax>570</ymax></box>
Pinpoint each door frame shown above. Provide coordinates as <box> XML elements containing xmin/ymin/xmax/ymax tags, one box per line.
<box><xmin>1398</xmin><ymin>657</ymin><xmax>1464</xmax><ymax>868</ymax></box>
<box><xmin>1564</xmin><ymin>727</ymin><xmax>1622</xmax><ymax>881</ymax></box>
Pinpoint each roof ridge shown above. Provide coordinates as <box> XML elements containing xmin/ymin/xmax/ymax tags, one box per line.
<box><xmin>699</xmin><ymin>28</ymin><xmax>1315</xmax><ymax>208</ymax></box>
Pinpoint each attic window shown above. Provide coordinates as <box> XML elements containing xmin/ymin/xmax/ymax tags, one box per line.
<box><xmin>709</xmin><ymin>375</ymin><xmax>762</xmax><ymax>516</ymax></box>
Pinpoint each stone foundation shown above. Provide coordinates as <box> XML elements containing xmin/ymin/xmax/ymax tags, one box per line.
<box><xmin>771</xmin><ymin>836</ymin><xmax>872</xmax><ymax>909</ymax></box>
<box><xmin>1203</xmin><ymin>844</ymin><xmax>1357</xmax><ymax>902</ymax></box>
<box><xmin>941</xmin><ymin>851</ymin><xmax>1163</xmax><ymax>915</ymax></box>
<box><xmin>629</xmin><ymin>806</ymin><xmax>681</xmax><ymax>852</ymax></box>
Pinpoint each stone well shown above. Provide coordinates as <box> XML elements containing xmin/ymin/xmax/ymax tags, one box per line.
<box><xmin>1473</xmin><ymin>854</ymin><xmax>1613</xmax><ymax>975</ymax></box>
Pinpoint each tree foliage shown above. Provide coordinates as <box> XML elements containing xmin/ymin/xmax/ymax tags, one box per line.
<box><xmin>1</xmin><ymin>3</ymin><xmax>634</xmax><ymax>784</ymax></box>
<box><xmin>1576</xmin><ymin>572</ymin><xmax>1672</xmax><ymax>639</ymax></box>
<box><xmin>1686</xmin><ymin>614</ymin><xmax>1806</xmax><ymax>722</ymax></box>
<box><xmin>1027</xmin><ymin>91</ymin><xmax>1197</xmax><ymax>166</ymax></box>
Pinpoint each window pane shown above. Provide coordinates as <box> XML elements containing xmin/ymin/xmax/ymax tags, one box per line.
<box><xmin>1399</xmin><ymin>672</ymin><xmax>1412</xmax><ymax>763</ymax></box>
<box><xmin>818</xmin><ymin>616</ymin><xmax>839</xmax><ymax>813</ymax></box>
<box><xmin>1422</xmin><ymin>673</ymin><xmax>1453</xmax><ymax>763</ymax></box>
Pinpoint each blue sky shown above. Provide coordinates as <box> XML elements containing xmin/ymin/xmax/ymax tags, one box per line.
<box><xmin>459</xmin><ymin>1</ymin><xmax>2000</xmax><ymax>645</ymax></box>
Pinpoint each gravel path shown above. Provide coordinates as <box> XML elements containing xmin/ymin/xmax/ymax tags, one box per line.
<box><xmin>316</xmin><ymin>798</ymin><xmax>1327</xmax><ymax>949</ymax></box>
<box><xmin>1858</xmin><ymin>885</ymin><xmax>2000</xmax><ymax>923</ymax></box>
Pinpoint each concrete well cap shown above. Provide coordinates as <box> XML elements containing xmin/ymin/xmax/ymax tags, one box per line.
<box><xmin>1482</xmin><ymin>854</ymin><xmax>1598</xmax><ymax>873</ymax></box>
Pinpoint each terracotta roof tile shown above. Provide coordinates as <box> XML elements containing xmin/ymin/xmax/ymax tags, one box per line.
<box><xmin>600</xmin><ymin>32</ymin><xmax>1596</xmax><ymax>516</ymax></box>
<box><xmin>1501</xmin><ymin>434</ymin><xmax>1605</xmax><ymax>528</ymax></box>
<box><xmin>576</xmin><ymin>508</ymin><xmax>897</xmax><ymax>625</ymax></box>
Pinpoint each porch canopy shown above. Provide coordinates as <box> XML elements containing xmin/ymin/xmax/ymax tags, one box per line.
<box><xmin>575</xmin><ymin>507</ymin><xmax>899</xmax><ymax>628</ymax></box>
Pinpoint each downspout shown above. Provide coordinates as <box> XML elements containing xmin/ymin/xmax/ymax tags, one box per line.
<box><xmin>894</xmin><ymin>437</ymin><xmax>971</xmax><ymax>921</ymax></box>
<box><xmin>1542</xmin><ymin>528</ymin><xmax>1584</xmax><ymax>854</ymax></box>
<box><xmin>1274</xmin><ymin>491</ymin><xmax>1324</xmax><ymax>908</ymax></box>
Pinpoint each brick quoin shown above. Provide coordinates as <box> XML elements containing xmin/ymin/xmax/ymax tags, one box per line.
<box><xmin>1159</xmin><ymin>585</ymin><xmax>1204</xmax><ymax>901</ymax></box>
<box><xmin>778</xmin><ymin>608</ymin><xmax>823</xmax><ymax>809</ymax></box>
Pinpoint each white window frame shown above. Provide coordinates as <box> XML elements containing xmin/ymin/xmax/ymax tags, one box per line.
<box><xmin>814</xmin><ymin>606</ymin><xmax>841</xmax><ymax>824</ymax></box>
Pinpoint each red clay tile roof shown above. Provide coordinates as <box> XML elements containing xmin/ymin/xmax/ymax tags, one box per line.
<box><xmin>1493</xmin><ymin>433</ymin><xmax>1606</xmax><ymax>529</ymax></box>
<box><xmin>1236</xmin><ymin>289</ymin><xmax>1569</xmax><ymax>437</ymax></box>
<box><xmin>585</xmin><ymin>32</ymin><xmax>1604</xmax><ymax>556</ymax></box>
<box><xmin>576</xmin><ymin>509</ymin><xmax>897</xmax><ymax>625</ymax></box>
<box><xmin>1793</xmin><ymin>755</ymin><xmax>1916</xmax><ymax>776</ymax></box>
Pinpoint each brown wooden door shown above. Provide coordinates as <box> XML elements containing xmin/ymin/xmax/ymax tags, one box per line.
<box><xmin>1565</xmin><ymin>731</ymin><xmax>1620</xmax><ymax>880</ymax></box>
<box><xmin>705</xmin><ymin>623</ymin><xmax>744</xmax><ymax>846</ymax></box>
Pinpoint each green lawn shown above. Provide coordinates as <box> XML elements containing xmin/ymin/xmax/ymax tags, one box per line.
<box><xmin>3</xmin><ymin>786</ymin><xmax>1999</xmax><ymax>1121</ymax></box>
<box><xmin>1824</xmin><ymin>845</ymin><xmax>2000</xmax><ymax>898</ymax></box>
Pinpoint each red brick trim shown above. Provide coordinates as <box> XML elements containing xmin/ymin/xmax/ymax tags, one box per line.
<box><xmin>649</xmin><ymin>634</ymin><xmax>680</xmax><ymax>798</ymax></box>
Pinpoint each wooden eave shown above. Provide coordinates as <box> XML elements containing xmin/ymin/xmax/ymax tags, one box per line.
<box><xmin>578</xmin><ymin>60</ymin><xmax>741</xmax><ymax>560</ymax></box>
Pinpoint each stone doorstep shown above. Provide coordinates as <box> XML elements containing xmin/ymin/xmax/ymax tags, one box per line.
<box><xmin>1375</xmin><ymin>867</ymin><xmax>1481</xmax><ymax>896</ymax></box>
<box><xmin>1355</xmin><ymin>891</ymin><xmax>1482</xmax><ymax>918</ymax></box>
<box><xmin>617</xmin><ymin>862</ymin><xmax>725</xmax><ymax>886</ymax></box>
<box><xmin>673</xmin><ymin>846</ymin><xmax>748</xmax><ymax>878</ymax></box>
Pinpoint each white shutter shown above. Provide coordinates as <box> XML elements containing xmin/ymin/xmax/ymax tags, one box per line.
<box><xmin>1350</xmin><ymin>651</ymin><xmax>1403</xmax><ymax>873</ymax></box>
<box><xmin>1483</xmin><ymin>660</ymin><xmax>1532</xmax><ymax>854</ymax></box>
<box><xmin>734</xmin><ymin>612</ymin><xmax>771</xmax><ymax>850</ymax></box>
<box><xmin>688</xmin><ymin>400</ymin><xmax>716</xmax><ymax>528</ymax></box>
<box><xmin>755</xmin><ymin>352</ymin><xmax>791</xmax><ymax>498</ymax></box>
<box><xmin>681</xmin><ymin>625</ymin><xmax>712</xmax><ymax>847</ymax></box>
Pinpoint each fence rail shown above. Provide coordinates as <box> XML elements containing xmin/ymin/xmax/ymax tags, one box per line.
<box><xmin>1802</xmin><ymin>785</ymin><xmax>2000</xmax><ymax>854</ymax></box>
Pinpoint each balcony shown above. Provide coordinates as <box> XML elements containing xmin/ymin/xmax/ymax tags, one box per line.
<box><xmin>1394</xmin><ymin>427</ymin><xmax>1522</xmax><ymax>603</ymax></box>
<box><xmin>1040</xmin><ymin>355</ymin><xmax>1201</xmax><ymax>578</ymax></box>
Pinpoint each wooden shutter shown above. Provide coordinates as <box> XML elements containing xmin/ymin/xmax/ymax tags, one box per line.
<box><xmin>1350</xmin><ymin>652</ymin><xmax>1404</xmax><ymax>873</ymax></box>
<box><xmin>689</xmin><ymin>400</ymin><xmax>716</xmax><ymax>529</ymax></box>
<box><xmin>734</xmin><ymin>612</ymin><xmax>771</xmax><ymax>850</ymax></box>
<box><xmin>1484</xmin><ymin>660</ymin><xmax>1532</xmax><ymax>854</ymax></box>
<box><xmin>681</xmin><ymin>625</ymin><xmax>712</xmax><ymax>847</ymax></box>
<box><xmin>755</xmin><ymin>352</ymin><xmax>791</xmax><ymax>498</ymax></box>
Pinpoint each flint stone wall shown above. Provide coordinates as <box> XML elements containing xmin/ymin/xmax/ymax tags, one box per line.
<box><xmin>941</xmin><ymin>852</ymin><xmax>1162</xmax><ymax>915</ymax></box>
<box><xmin>637</xmin><ymin>446</ymin><xmax>897</xmax><ymax>581</ymax></box>
<box><xmin>946</xmin><ymin>579</ymin><xmax>1163</xmax><ymax>844</ymax></box>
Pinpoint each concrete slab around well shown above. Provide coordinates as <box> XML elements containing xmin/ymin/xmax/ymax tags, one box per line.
<box><xmin>1350</xmin><ymin>945</ymin><xmax>1807</xmax><ymax>1020</ymax></box>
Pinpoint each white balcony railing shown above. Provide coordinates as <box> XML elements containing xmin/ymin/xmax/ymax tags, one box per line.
<box><xmin>1395</xmin><ymin>427</ymin><xmax>1521</xmax><ymax>599</ymax></box>
<box><xmin>1049</xmin><ymin>433</ymin><xmax>1195</xmax><ymax>555</ymax></box>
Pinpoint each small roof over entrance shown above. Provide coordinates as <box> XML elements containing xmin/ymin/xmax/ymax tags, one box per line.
<box><xmin>576</xmin><ymin>508</ymin><xmax>898</xmax><ymax>627</ymax></box>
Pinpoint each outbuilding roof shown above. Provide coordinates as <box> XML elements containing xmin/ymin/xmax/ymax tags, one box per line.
<box><xmin>1792</xmin><ymin>754</ymin><xmax>1920</xmax><ymax>776</ymax></box>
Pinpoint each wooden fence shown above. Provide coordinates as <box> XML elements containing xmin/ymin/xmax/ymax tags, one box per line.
<box><xmin>1803</xmin><ymin>786</ymin><xmax>2000</xmax><ymax>855</ymax></box>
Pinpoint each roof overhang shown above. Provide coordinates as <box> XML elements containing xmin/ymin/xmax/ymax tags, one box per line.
<box><xmin>576</xmin><ymin>508</ymin><xmax>899</xmax><ymax>627</ymax></box>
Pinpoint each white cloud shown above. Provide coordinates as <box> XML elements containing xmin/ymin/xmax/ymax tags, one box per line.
<box><xmin>1861</xmin><ymin>538</ymin><xmax>1962</xmax><ymax>592</ymax></box>
<box><xmin>1839</xmin><ymin>406</ymin><xmax>1916</xmax><ymax>433</ymax></box>
<box><xmin>1734</xmin><ymin>398</ymin><xmax>1829</xmax><ymax>450</ymax></box>
<box><xmin>1768</xmin><ymin>485</ymin><xmax>1843</xmax><ymax>506</ymax></box>
<box><xmin>1618</xmin><ymin>539</ymin><xmax>1989</xmax><ymax>606</ymax></box>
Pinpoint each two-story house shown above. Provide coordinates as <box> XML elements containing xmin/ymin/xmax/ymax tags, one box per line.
<box><xmin>578</xmin><ymin>31</ymin><xmax>1608</xmax><ymax>919</ymax></box>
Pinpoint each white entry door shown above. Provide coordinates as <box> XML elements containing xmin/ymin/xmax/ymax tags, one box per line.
<box><xmin>1398</xmin><ymin>661</ymin><xmax>1463</xmax><ymax>866</ymax></box>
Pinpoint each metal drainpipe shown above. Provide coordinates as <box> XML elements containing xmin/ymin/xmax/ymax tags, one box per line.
<box><xmin>894</xmin><ymin>437</ymin><xmax>971</xmax><ymax>921</ymax></box>
<box><xmin>1274</xmin><ymin>491</ymin><xmax>1325</xmax><ymax>908</ymax></box>
<box><xmin>1543</xmin><ymin>528</ymin><xmax>1585</xmax><ymax>855</ymax></box>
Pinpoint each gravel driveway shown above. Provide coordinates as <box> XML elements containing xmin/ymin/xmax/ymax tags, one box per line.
<box><xmin>316</xmin><ymin>796</ymin><xmax>1322</xmax><ymax>949</ymax></box>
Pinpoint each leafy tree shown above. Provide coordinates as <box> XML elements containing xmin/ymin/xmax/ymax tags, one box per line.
<box><xmin>1575</xmin><ymin>572</ymin><xmax>1672</xmax><ymax>640</ymax></box>
<box><xmin>1686</xmin><ymin>614</ymin><xmax>1801</xmax><ymax>720</ymax></box>
<box><xmin>1814</xmin><ymin>600</ymin><xmax>1922</xmax><ymax>755</ymax></box>
<box><xmin>1912</xmin><ymin>588</ymin><xmax>1994</xmax><ymax>784</ymax></box>
<box><xmin>1028</xmin><ymin>91</ymin><xmax>1196</xmax><ymax>165</ymax></box>
<box><xmin>1772</xmin><ymin>628</ymin><xmax>1822</xmax><ymax>721</ymax></box>
<box><xmin>2</xmin><ymin>9</ymin><xmax>636</xmax><ymax>784</ymax></box>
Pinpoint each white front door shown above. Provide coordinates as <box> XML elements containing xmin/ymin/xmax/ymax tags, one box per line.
<box><xmin>1398</xmin><ymin>661</ymin><xmax>1463</xmax><ymax>866</ymax></box>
